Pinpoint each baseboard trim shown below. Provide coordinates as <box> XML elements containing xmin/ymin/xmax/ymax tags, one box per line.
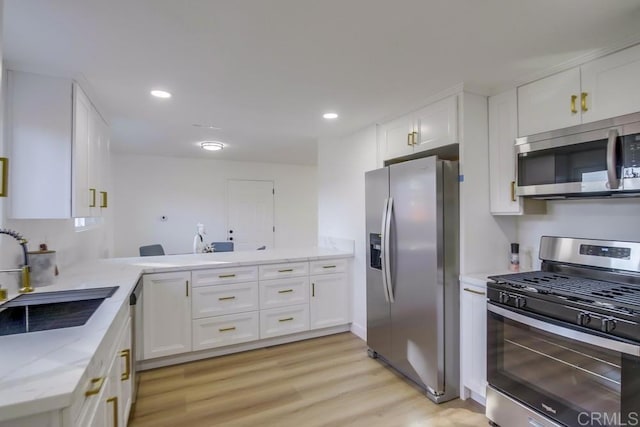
<box><xmin>138</xmin><ymin>324</ymin><xmax>351</xmax><ymax>371</ymax></box>
<box><xmin>350</xmin><ymin>322</ymin><xmax>366</xmax><ymax>340</ymax></box>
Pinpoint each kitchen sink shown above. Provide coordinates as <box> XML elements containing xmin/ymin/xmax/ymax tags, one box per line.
<box><xmin>0</xmin><ymin>286</ymin><xmax>118</xmax><ymax>336</ymax></box>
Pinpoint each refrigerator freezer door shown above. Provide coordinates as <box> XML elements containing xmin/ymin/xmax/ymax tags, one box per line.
<box><xmin>389</xmin><ymin>156</ymin><xmax>444</xmax><ymax>394</ymax></box>
<box><xmin>365</xmin><ymin>167</ymin><xmax>392</xmax><ymax>360</ymax></box>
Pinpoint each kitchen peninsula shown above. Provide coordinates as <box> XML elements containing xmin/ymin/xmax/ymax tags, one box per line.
<box><xmin>0</xmin><ymin>247</ymin><xmax>353</xmax><ymax>426</ymax></box>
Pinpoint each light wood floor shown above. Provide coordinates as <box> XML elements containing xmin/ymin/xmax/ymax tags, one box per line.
<box><xmin>129</xmin><ymin>333</ymin><xmax>487</xmax><ymax>427</ymax></box>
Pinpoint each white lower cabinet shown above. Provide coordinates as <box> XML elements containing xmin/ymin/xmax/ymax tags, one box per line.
<box><xmin>143</xmin><ymin>271</ymin><xmax>192</xmax><ymax>359</ymax></box>
<box><xmin>260</xmin><ymin>304</ymin><xmax>310</xmax><ymax>339</ymax></box>
<box><xmin>260</xmin><ymin>277</ymin><xmax>309</xmax><ymax>309</ymax></box>
<box><xmin>191</xmin><ymin>282</ymin><xmax>259</xmax><ymax>318</ymax></box>
<box><xmin>310</xmin><ymin>273</ymin><xmax>350</xmax><ymax>329</ymax></box>
<box><xmin>460</xmin><ymin>280</ymin><xmax>487</xmax><ymax>403</ymax></box>
<box><xmin>193</xmin><ymin>311</ymin><xmax>260</xmax><ymax>351</ymax></box>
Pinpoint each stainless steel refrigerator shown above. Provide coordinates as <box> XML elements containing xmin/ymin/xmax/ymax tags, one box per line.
<box><xmin>365</xmin><ymin>155</ymin><xmax>459</xmax><ymax>403</ymax></box>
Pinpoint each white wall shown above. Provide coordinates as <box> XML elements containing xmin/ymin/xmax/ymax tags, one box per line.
<box><xmin>517</xmin><ymin>199</ymin><xmax>640</xmax><ymax>269</ymax></box>
<box><xmin>318</xmin><ymin>125</ymin><xmax>377</xmax><ymax>340</ymax></box>
<box><xmin>112</xmin><ymin>153</ymin><xmax>317</xmax><ymax>257</ymax></box>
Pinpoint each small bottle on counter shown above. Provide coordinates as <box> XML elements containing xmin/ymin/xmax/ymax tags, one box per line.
<box><xmin>510</xmin><ymin>243</ymin><xmax>520</xmax><ymax>272</ymax></box>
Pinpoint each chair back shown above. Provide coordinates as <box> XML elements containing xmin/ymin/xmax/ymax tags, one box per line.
<box><xmin>211</xmin><ymin>241</ymin><xmax>234</xmax><ymax>252</ymax></box>
<box><xmin>139</xmin><ymin>244</ymin><xmax>165</xmax><ymax>256</ymax></box>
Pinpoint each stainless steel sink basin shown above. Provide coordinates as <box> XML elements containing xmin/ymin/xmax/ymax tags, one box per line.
<box><xmin>0</xmin><ymin>286</ymin><xmax>118</xmax><ymax>336</ymax></box>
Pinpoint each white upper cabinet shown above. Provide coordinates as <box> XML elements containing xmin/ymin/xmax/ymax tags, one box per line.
<box><xmin>581</xmin><ymin>43</ymin><xmax>640</xmax><ymax>123</ymax></box>
<box><xmin>518</xmin><ymin>43</ymin><xmax>640</xmax><ymax>137</ymax></box>
<box><xmin>379</xmin><ymin>95</ymin><xmax>458</xmax><ymax>162</ymax></box>
<box><xmin>518</xmin><ymin>68</ymin><xmax>581</xmax><ymax>137</ymax></box>
<box><xmin>6</xmin><ymin>70</ymin><xmax>110</xmax><ymax>219</ymax></box>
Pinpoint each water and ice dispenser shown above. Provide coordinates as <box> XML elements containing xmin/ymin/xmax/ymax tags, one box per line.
<box><xmin>369</xmin><ymin>233</ymin><xmax>382</xmax><ymax>270</ymax></box>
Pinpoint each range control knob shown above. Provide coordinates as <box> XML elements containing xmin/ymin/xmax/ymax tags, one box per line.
<box><xmin>514</xmin><ymin>296</ymin><xmax>526</xmax><ymax>309</ymax></box>
<box><xmin>601</xmin><ymin>318</ymin><xmax>617</xmax><ymax>333</ymax></box>
<box><xmin>499</xmin><ymin>292</ymin><xmax>510</xmax><ymax>304</ymax></box>
<box><xmin>577</xmin><ymin>312</ymin><xmax>591</xmax><ymax>326</ymax></box>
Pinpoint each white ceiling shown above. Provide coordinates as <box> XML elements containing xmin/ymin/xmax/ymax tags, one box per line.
<box><xmin>4</xmin><ymin>0</ymin><xmax>640</xmax><ymax>165</ymax></box>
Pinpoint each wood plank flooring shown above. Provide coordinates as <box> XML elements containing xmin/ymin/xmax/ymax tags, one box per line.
<box><xmin>129</xmin><ymin>333</ymin><xmax>487</xmax><ymax>427</ymax></box>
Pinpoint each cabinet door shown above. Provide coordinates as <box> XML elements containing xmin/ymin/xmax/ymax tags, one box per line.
<box><xmin>518</xmin><ymin>67</ymin><xmax>581</xmax><ymax>136</ymax></box>
<box><xmin>379</xmin><ymin>115</ymin><xmax>414</xmax><ymax>161</ymax></box>
<box><xmin>413</xmin><ymin>96</ymin><xmax>458</xmax><ymax>153</ymax></box>
<box><xmin>309</xmin><ymin>273</ymin><xmax>350</xmax><ymax>329</ymax></box>
<box><xmin>581</xmin><ymin>43</ymin><xmax>640</xmax><ymax>123</ymax></box>
<box><xmin>143</xmin><ymin>272</ymin><xmax>192</xmax><ymax>359</ymax></box>
<box><xmin>87</xmin><ymin>105</ymin><xmax>102</xmax><ymax>217</ymax></box>
<box><xmin>489</xmin><ymin>89</ymin><xmax>521</xmax><ymax>214</ymax></box>
<box><xmin>99</xmin><ymin>118</ymin><xmax>111</xmax><ymax>214</ymax></box>
<box><xmin>117</xmin><ymin>316</ymin><xmax>132</xmax><ymax>425</ymax></box>
<box><xmin>72</xmin><ymin>83</ymin><xmax>92</xmax><ymax>218</ymax></box>
<box><xmin>460</xmin><ymin>282</ymin><xmax>487</xmax><ymax>400</ymax></box>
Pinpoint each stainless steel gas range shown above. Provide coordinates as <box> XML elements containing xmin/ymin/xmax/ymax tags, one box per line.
<box><xmin>486</xmin><ymin>236</ymin><xmax>640</xmax><ymax>427</ymax></box>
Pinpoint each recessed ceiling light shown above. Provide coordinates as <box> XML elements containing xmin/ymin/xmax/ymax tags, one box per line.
<box><xmin>150</xmin><ymin>89</ymin><xmax>172</xmax><ymax>99</ymax></box>
<box><xmin>323</xmin><ymin>112</ymin><xmax>339</xmax><ymax>119</ymax></box>
<box><xmin>200</xmin><ymin>141</ymin><xmax>224</xmax><ymax>151</ymax></box>
<box><xmin>192</xmin><ymin>123</ymin><xmax>222</xmax><ymax>130</ymax></box>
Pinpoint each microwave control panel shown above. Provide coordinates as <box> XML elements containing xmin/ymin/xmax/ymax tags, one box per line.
<box><xmin>622</xmin><ymin>134</ymin><xmax>640</xmax><ymax>178</ymax></box>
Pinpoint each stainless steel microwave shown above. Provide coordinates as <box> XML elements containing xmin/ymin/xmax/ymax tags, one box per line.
<box><xmin>515</xmin><ymin>111</ymin><xmax>640</xmax><ymax>199</ymax></box>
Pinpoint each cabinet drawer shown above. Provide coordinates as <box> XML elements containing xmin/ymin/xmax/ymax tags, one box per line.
<box><xmin>192</xmin><ymin>266</ymin><xmax>258</xmax><ymax>287</ymax></box>
<box><xmin>309</xmin><ymin>259</ymin><xmax>348</xmax><ymax>275</ymax></box>
<box><xmin>193</xmin><ymin>312</ymin><xmax>259</xmax><ymax>351</ymax></box>
<box><xmin>260</xmin><ymin>277</ymin><xmax>309</xmax><ymax>309</ymax></box>
<box><xmin>192</xmin><ymin>282</ymin><xmax>259</xmax><ymax>318</ymax></box>
<box><xmin>259</xmin><ymin>262</ymin><xmax>308</xmax><ymax>280</ymax></box>
<box><xmin>260</xmin><ymin>304</ymin><xmax>309</xmax><ymax>339</ymax></box>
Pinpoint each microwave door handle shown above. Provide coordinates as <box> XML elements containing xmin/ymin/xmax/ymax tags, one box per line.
<box><xmin>380</xmin><ymin>198</ymin><xmax>390</xmax><ymax>303</ymax></box>
<box><xmin>488</xmin><ymin>304</ymin><xmax>640</xmax><ymax>357</ymax></box>
<box><xmin>607</xmin><ymin>129</ymin><xmax>620</xmax><ymax>189</ymax></box>
<box><xmin>384</xmin><ymin>197</ymin><xmax>395</xmax><ymax>303</ymax></box>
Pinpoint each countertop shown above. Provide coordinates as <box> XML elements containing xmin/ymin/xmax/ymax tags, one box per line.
<box><xmin>460</xmin><ymin>269</ymin><xmax>532</xmax><ymax>288</ymax></box>
<box><xmin>0</xmin><ymin>247</ymin><xmax>352</xmax><ymax>422</ymax></box>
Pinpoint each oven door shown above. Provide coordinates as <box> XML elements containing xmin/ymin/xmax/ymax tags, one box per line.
<box><xmin>487</xmin><ymin>303</ymin><xmax>640</xmax><ymax>427</ymax></box>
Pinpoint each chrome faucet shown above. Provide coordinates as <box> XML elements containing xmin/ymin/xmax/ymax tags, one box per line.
<box><xmin>0</xmin><ymin>228</ymin><xmax>32</xmax><ymax>293</ymax></box>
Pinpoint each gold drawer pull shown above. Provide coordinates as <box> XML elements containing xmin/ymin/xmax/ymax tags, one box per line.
<box><xmin>89</xmin><ymin>188</ymin><xmax>97</xmax><ymax>208</ymax></box>
<box><xmin>120</xmin><ymin>349</ymin><xmax>131</xmax><ymax>381</ymax></box>
<box><xmin>100</xmin><ymin>191</ymin><xmax>108</xmax><ymax>208</ymax></box>
<box><xmin>85</xmin><ymin>377</ymin><xmax>105</xmax><ymax>396</ymax></box>
<box><xmin>510</xmin><ymin>181</ymin><xmax>516</xmax><ymax>202</ymax></box>
<box><xmin>219</xmin><ymin>326</ymin><xmax>236</xmax><ymax>332</ymax></box>
<box><xmin>581</xmin><ymin>92</ymin><xmax>588</xmax><ymax>112</ymax></box>
<box><xmin>278</xmin><ymin>289</ymin><xmax>294</xmax><ymax>294</ymax></box>
<box><xmin>322</xmin><ymin>265</ymin><xmax>337</xmax><ymax>269</ymax></box>
<box><xmin>407</xmin><ymin>133</ymin><xmax>412</xmax><ymax>146</ymax></box>
<box><xmin>279</xmin><ymin>317</ymin><xmax>294</xmax><ymax>322</ymax></box>
<box><xmin>219</xmin><ymin>296</ymin><xmax>236</xmax><ymax>301</ymax></box>
<box><xmin>463</xmin><ymin>287</ymin><xmax>486</xmax><ymax>296</ymax></box>
<box><xmin>570</xmin><ymin>94</ymin><xmax>578</xmax><ymax>114</ymax></box>
<box><xmin>107</xmin><ymin>396</ymin><xmax>118</xmax><ymax>427</ymax></box>
<box><xmin>219</xmin><ymin>274</ymin><xmax>236</xmax><ymax>278</ymax></box>
<box><xmin>312</xmin><ymin>282</ymin><xmax>315</xmax><ymax>297</ymax></box>
<box><xmin>278</xmin><ymin>268</ymin><xmax>294</xmax><ymax>273</ymax></box>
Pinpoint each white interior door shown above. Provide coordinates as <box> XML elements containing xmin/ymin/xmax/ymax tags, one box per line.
<box><xmin>227</xmin><ymin>180</ymin><xmax>275</xmax><ymax>251</ymax></box>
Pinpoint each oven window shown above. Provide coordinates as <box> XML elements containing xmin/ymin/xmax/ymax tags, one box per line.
<box><xmin>518</xmin><ymin>139</ymin><xmax>610</xmax><ymax>187</ymax></box>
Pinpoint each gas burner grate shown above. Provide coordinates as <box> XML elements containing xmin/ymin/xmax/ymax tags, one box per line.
<box><xmin>490</xmin><ymin>271</ymin><xmax>640</xmax><ymax>308</ymax></box>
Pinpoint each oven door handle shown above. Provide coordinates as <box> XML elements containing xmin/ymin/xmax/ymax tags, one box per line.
<box><xmin>488</xmin><ymin>304</ymin><xmax>640</xmax><ymax>357</ymax></box>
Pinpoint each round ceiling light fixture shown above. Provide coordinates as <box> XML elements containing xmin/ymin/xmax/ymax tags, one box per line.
<box><xmin>150</xmin><ymin>89</ymin><xmax>172</xmax><ymax>99</ymax></box>
<box><xmin>200</xmin><ymin>141</ymin><xmax>224</xmax><ymax>151</ymax></box>
<box><xmin>323</xmin><ymin>112</ymin><xmax>339</xmax><ymax>119</ymax></box>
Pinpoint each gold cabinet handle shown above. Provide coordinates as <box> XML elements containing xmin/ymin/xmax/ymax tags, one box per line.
<box><xmin>120</xmin><ymin>349</ymin><xmax>131</xmax><ymax>381</ymax></box>
<box><xmin>89</xmin><ymin>188</ymin><xmax>97</xmax><ymax>207</ymax></box>
<box><xmin>322</xmin><ymin>265</ymin><xmax>336</xmax><ymax>269</ymax></box>
<box><xmin>412</xmin><ymin>131</ymin><xmax>418</xmax><ymax>145</ymax></box>
<box><xmin>219</xmin><ymin>326</ymin><xmax>236</xmax><ymax>332</ymax></box>
<box><xmin>510</xmin><ymin>181</ymin><xmax>516</xmax><ymax>202</ymax></box>
<box><xmin>278</xmin><ymin>289</ymin><xmax>294</xmax><ymax>294</ymax></box>
<box><xmin>100</xmin><ymin>191</ymin><xmax>108</xmax><ymax>208</ymax></box>
<box><xmin>279</xmin><ymin>317</ymin><xmax>294</xmax><ymax>322</ymax></box>
<box><xmin>581</xmin><ymin>92</ymin><xmax>588</xmax><ymax>112</ymax></box>
<box><xmin>186</xmin><ymin>280</ymin><xmax>189</xmax><ymax>297</ymax></box>
<box><xmin>218</xmin><ymin>296</ymin><xmax>236</xmax><ymax>300</ymax></box>
<box><xmin>463</xmin><ymin>287</ymin><xmax>486</xmax><ymax>296</ymax></box>
<box><xmin>407</xmin><ymin>133</ymin><xmax>412</xmax><ymax>146</ymax></box>
<box><xmin>85</xmin><ymin>377</ymin><xmax>105</xmax><ymax>396</ymax></box>
<box><xmin>278</xmin><ymin>268</ymin><xmax>294</xmax><ymax>273</ymax></box>
<box><xmin>107</xmin><ymin>396</ymin><xmax>119</xmax><ymax>427</ymax></box>
<box><xmin>570</xmin><ymin>95</ymin><xmax>578</xmax><ymax>114</ymax></box>
<box><xmin>219</xmin><ymin>274</ymin><xmax>236</xmax><ymax>278</ymax></box>
<box><xmin>312</xmin><ymin>282</ymin><xmax>315</xmax><ymax>297</ymax></box>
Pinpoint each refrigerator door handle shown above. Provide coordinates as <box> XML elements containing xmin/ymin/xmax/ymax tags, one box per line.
<box><xmin>384</xmin><ymin>197</ymin><xmax>395</xmax><ymax>303</ymax></box>
<box><xmin>380</xmin><ymin>198</ymin><xmax>390</xmax><ymax>303</ymax></box>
